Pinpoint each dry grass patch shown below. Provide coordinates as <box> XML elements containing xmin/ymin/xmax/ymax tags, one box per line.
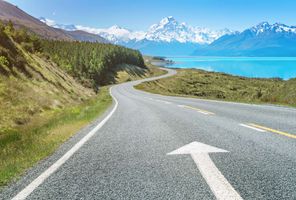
<box><xmin>136</xmin><ymin>68</ymin><xmax>296</xmax><ymax>107</ymax></box>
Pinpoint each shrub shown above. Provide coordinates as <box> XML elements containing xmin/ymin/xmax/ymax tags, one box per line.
<box><xmin>0</xmin><ymin>55</ymin><xmax>9</xmax><ymax>67</ymax></box>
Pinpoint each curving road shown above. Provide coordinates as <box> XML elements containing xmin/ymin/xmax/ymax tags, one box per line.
<box><xmin>2</xmin><ymin>68</ymin><xmax>296</xmax><ymax>200</ymax></box>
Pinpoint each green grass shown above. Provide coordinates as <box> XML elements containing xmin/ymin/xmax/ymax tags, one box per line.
<box><xmin>135</xmin><ymin>68</ymin><xmax>296</xmax><ymax>107</ymax></box>
<box><xmin>0</xmin><ymin>87</ymin><xmax>112</xmax><ymax>187</ymax></box>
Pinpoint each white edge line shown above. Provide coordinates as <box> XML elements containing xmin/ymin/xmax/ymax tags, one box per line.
<box><xmin>239</xmin><ymin>123</ymin><xmax>266</xmax><ymax>132</ymax></box>
<box><xmin>12</xmin><ymin>87</ymin><xmax>119</xmax><ymax>200</ymax></box>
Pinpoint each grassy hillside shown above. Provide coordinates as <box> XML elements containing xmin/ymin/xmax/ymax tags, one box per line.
<box><xmin>136</xmin><ymin>68</ymin><xmax>296</xmax><ymax>107</ymax></box>
<box><xmin>0</xmin><ymin>22</ymin><xmax>95</xmax><ymax>132</ymax></box>
<box><xmin>0</xmin><ymin>22</ymin><xmax>165</xmax><ymax>187</ymax></box>
<box><xmin>0</xmin><ymin>22</ymin><xmax>98</xmax><ymax>186</ymax></box>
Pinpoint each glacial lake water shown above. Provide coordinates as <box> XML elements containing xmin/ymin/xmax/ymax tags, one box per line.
<box><xmin>161</xmin><ymin>57</ymin><xmax>296</xmax><ymax>80</ymax></box>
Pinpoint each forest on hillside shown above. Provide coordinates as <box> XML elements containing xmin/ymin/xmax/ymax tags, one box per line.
<box><xmin>42</xmin><ymin>40</ymin><xmax>145</xmax><ymax>87</ymax></box>
<box><xmin>0</xmin><ymin>21</ymin><xmax>145</xmax><ymax>88</ymax></box>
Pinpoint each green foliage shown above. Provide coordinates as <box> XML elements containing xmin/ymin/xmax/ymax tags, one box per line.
<box><xmin>41</xmin><ymin>40</ymin><xmax>145</xmax><ymax>86</ymax></box>
<box><xmin>0</xmin><ymin>56</ymin><xmax>9</xmax><ymax>67</ymax></box>
<box><xmin>0</xmin><ymin>21</ymin><xmax>42</xmax><ymax>76</ymax></box>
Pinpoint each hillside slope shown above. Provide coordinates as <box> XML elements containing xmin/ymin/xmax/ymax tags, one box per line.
<box><xmin>0</xmin><ymin>0</ymin><xmax>109</xmax><ymax>42</ymax></box>
<box><xmin>0</xmin><ymin>0</ymin><xmax>73</xmax><ymax>40</ymax></box>
<box><xmin>0</xmin><ymin>23</ymin><xmax>94</xmax><ymax>132</ymax></box>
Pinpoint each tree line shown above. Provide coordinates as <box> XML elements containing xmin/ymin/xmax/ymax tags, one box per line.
<box><xmin>42</xmin><ymin>40</ymin><xmax>145</xmax><ymax>87</ymax></box>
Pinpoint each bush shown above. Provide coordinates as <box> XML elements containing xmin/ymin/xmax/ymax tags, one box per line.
<box><xmin>0</xmin><ymin>55</ymin><xmax>9</xmax><ymax>67</ymax></box>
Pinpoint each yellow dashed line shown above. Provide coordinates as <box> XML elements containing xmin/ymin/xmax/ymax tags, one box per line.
<box><xmin>249</xmin><ymin>123</ymin><xmax>296</xmax><ymax>139</ymax></box>
<box><xmin>182</xmin><ymin>105</ymin><xmax>215</xmax><ymax>115</ymax></box>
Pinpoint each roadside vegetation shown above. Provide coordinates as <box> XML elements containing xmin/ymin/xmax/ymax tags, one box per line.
<box><xmin>0</xmin><ymin>87</ymin><xmax>111</xmax><ymax>187</ymax></box>
<box><xmin>136</xmin><ymin>68</ymin><xmax>296</xmax><ymax>107</ymax></box>
<box><xmin>0</xmin><ymin>21</ymin><xmax>165</xmax><ymax>187</ymax></box>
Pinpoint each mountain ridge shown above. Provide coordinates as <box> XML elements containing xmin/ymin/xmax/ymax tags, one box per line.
<box><xmin>40</xmin><ymin>16</ymin><xmax>232</xmax><ymax>45</ymax></box>
<box><xmin>193</xmin><ymin>22</ymin><xmax>296</xmax><ymax>56</ymax></box>
<box><xmin>40</xmin><ymin>16</ymin><xmax>232</xmax><ymax>56</ymax></box>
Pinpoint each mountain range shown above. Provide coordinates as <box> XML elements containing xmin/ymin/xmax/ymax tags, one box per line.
<box><xmin>40</xmin><ymin>16</ymin><xmax>233</xmax><ymax>56</ymax></box>
<box><xmin>193</xmin><ymin>22</ymin><xmax>296</xmax><ymax>56</ymax></box>
<box><xmin>41</xmin><ymin>15</ymin><xmax>296</xmax><ymax>56</ymax></box>
<box><xmin>2</xmin><ymin>0</ymin><xmax>296</xmax><ymax>56</ymax></box>
<box><xmin>42</xmin><ymin>16</ymin><xmax>231</xmax><ymax>44</ymax></box>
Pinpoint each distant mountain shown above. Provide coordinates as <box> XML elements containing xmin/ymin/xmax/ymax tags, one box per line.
<box><xmin>144</xmin><ymin>16</ymin><xmax>231</xmax><ymax>44</ymax></box>
<box><xmin>42</xmin><ymin>16</ymin><xmax>231</xmax><ymax>55</ymax></box>
<box><xmin>39</xmin><ymin>17</ymin><xmax>77</xmax><ymax>31</ymax></box>
<box><xmin>82</xmin><ymin>25</ymin><xmax>145</xmax><ymax>43</ymax></box>
<box><xmin>123</xmin><ymin>39</ymin><xmax>202</xmax><ymax>56</ymax></box>
<box><xmin>66</xmin><ymin>30</ymin><xmax>109</xmax><ymax>43</ymax></box>
<box><xmin>193</xmin><ymin>22</ymin><xmax>296</xmax><ymax>56</ymax></box>
<box><xmin>120</xmin><ymin>16</ymin><xmax>231</xmax><ymax>55</ymax></box>
<box><xmin>76</xmin><ymin>16</ymin><xmax>232</xmax><ymax>45</ymax></box>
<box><xmin>39</xmin><ymin>17</ymin><xmax>108</xmax><ymax>43</ymax></box>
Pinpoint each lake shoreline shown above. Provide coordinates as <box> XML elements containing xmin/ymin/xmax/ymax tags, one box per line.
<box><xmin>156</xmin><ymin>56</ymin><xmax>296</xmax><ymax>80</ymax></box>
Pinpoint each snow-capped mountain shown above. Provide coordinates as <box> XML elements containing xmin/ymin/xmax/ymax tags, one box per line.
<box><xmin>193</xmin><ymin>22</ymin><xmax>296</xmax><ymax>56</ymax></box>
<box><xmin>250</xmin><ymin>22</ymin><xmax>296</xmax><ymax>35</ymax></box>
<box><xmin>39</xmin><ymin>17</ymin><xmax>77</xmax><ymax>31</ymax></box>
<box><xmin>145</xmin><ymin>16</ymin><xmax>231</xmax><ymax>44</ymax></box>
<box><xmin>39</xmin><ymin>16</ymin><xmax>232</xmax><ymax>45</ymax></box>
<box><xmin>39</xmin><ymin>17</ymin><xmax>296</xmax><ymax>56</ymax></box>
<box><xmin>73</xmin><ymin>25</ymin><xmax>145</xmax><ymax>43</ymax></box>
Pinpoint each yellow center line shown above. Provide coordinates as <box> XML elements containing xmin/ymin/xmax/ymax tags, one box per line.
<box><xmin>248</xmin><ymin>123</ymin><xmax>296</xmax><ymax>139</ymax></box>
<box><xmin>182</xmin><ymin>105</ymin><xmax>215</xmax><ymax>115</ymax></box>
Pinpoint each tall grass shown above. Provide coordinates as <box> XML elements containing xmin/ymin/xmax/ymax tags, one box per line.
<box><xmin>0</xmin><ymin>87</ymin><xmax>112</xmax><ymax>186</ymax></box>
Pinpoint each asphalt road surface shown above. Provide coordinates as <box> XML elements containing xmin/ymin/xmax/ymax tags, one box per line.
<box><xmin>2</xmin><ymin>68</ymin><xmax>296</xmax><ymax>200</ymax></box>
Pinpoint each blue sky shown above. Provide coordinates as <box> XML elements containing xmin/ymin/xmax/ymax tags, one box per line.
<box><xmin>6</xmin><ymin>0</ymin><xmax>296</xmax><ymax>31</ymax></box>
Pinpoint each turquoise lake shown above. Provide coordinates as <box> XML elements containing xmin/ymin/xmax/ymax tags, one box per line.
<box><xmin>163</xmin><ymin>57</ymin><xmax>296</xmax><ymax>80</ymax></box>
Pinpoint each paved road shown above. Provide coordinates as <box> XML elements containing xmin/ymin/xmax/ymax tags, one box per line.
<box><xmin>2</xmin><ymin>68</ymin><xmax>296</xmax><ymax>200</ymax></box>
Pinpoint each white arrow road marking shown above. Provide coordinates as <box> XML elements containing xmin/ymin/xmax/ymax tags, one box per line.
<box><xmin>12</xmin><ymin>87</ymin><xmax>119</xmax><ymax>200</ymax></box>
<box><xmin>168</xmin><ymin>142</ymin><xmax>243</xmax><ymax>200</ymax></box>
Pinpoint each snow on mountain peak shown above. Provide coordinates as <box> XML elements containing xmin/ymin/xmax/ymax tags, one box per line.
<box><xmin>39</xmin><ymin>17</ymin><xmax>77</xmax><ymax>31</ymax></box>
<box><xmin>159</xmin><ymin>16</ymin><xmax>176</xmax><ymax>25</ymax></box>
<box><xmin>249</xmin><ymin>21</ymin><xmax>296</xmax><ymax>35</ymax></box>
<box><xmin>39</xmin><ymin>16</ymin><xmax>232</xmax><ymax>44</ymax></box>
<box><xmin>146</xmin><ymin>16</ymin><xmax>231</xmax><ymax>43</ymax></box>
